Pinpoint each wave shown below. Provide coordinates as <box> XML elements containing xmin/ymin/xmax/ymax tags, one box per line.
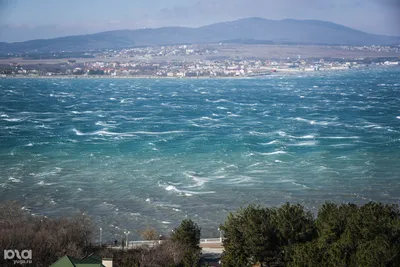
<box><xmin>289</xmin><ymin>141</ymin><xmax>318</xmax><ymax>146</ymax></box>
<box><xmin>260</xmin><ymin>140</ymin><xmax>280</xmax><ymax>145</ymax></box>
<box><xmin>133</xmin><ymin>130</ymin><xmax>186</xmax><ymax>135</ymax></box>
<box><xmin>294</xmin><ymin>117</ymin><xmax>333</xmax><ymax>126</ymax></box>
<box><xmin>397</xmin><ymin>116</ymin><xmax>400</xmax><ymax>120</ymax></box>
<box><xmin>3</xmin><ymin>118</ymin><xmax>24</xmax><ymax>122</ymax></box>
<box><xmin>320</xmin><ymin>136</ymin><xmax>360</xmax><ymax>139</ymax></box>
<box><xmin>258</xmin><ymin>151</ymin><xmax>287</xmax><ymax>156</ymax></box>
<box><xmin>286</xmin><ymin>134</ymin><xmax>316</xmax><ymax>139</ymax></box>
<box><xmin>197</xmin><ymin>116</ymin><xmax>220</xmax><ymax>122</ymax></box>
<box><xmin>95</xmin><ymin>121</ymin><xmax>118</xmax><ymax>128</ymax></box>
<box><xmin>165</xmin><ymin>185</ymin><xmax>215</xmax><ymax>196</ymax></box>
<box><xmin>249</xmin><ymin>131</ymin><xmax>271</xmax><ymax>137</ymax></box>
<box><xmin>206</xmin><ymin>99</ymin><xmax>231</xmax><ymax>103</ymax></box>
<box><xmin>37</xmin><ymin>181</ymin><xmax>56</xmax><ymax>186</ymax></box>
<box><xmin>8</xmin><ymin>177</ymin><xmax>22</xmax><ymax>183</ymax></box>
<box><xmin>73</xmin><ymin>128</ymin><xmax>137</xmax><ymax>137</ymax></box>
<box><xmin>71</xmin><ymin>111</ymin><xmax>94</xmax><ymax>114</ymax></box>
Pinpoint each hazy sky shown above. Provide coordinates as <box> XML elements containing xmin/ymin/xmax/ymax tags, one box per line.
<box><xmin>0</xmin><ymin>0</ymin><xmax>399</xmax><ymax>42</ymax></box>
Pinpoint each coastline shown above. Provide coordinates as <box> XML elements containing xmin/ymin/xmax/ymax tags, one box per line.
<box><xmin>1</xmin><ymin>66</ymin><xmax>396</xmax><ymax>80</ymax></box>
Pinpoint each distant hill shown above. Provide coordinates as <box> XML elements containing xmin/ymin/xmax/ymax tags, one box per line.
<box><xmin>1</xmin><ymin>17</ymin><xmax>399</xmax><ymax>53</ymax></box>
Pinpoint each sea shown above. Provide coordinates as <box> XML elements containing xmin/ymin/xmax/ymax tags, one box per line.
<box><xmin>1</xmin><ymin>68</ymin><xmax>399</xmax><ymax>241</ymax></box>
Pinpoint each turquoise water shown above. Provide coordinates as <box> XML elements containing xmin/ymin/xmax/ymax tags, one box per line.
<box><xmin>0</xmin><ymin>69</ymin><xmax>399</xmax><ymax>240</ymax></box>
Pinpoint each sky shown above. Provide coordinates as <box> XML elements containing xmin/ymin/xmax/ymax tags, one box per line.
<box><xmin>0</xmin><ymin>0</ymin><xmax>399</xmax><ymax>42</ymax></box>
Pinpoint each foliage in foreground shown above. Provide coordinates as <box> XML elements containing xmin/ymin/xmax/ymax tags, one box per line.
<box><xmin>221</xmin><ymin>202</ymin><xmax>400</xmax><ymax>267</ymax></box>
<box><xmin>0</xmin><ymin>201</ymin><xmax>92</xmax><ymax>267</ymax></box>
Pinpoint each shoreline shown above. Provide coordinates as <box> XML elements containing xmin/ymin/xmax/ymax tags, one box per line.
<box><xmin>1</xmin><ymin>66</ymin><xmax>397</xmax><ymax>80</ymax></box>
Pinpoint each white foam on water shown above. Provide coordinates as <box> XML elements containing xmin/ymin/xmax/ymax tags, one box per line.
<box><xmin>3</xmin><ymin>118</ymin><xmax>23</xmax><ymax>122</ymax></box>
<box><xmin>250</xmin><ymin>131</ymin><xmax>271</xmax><ymax>137</ymax></box>
<box><xmin>277</xmin><ymin>131</ymin><xmax>287</xmax><ymax>137</ymax></box>
<box><xmin>260</xmin><ymin>140</ymin><xmax>279</xmax><ymax>145</ymax></box>
<box><xmin>73</xmin><ymin>128</ymin><xmax>137</xmax><ymax>137</ymax></box>
<box><xmin>259</xmin><ymin>151</ymin><xmax>287</xmax><ymax>156</ymax></box>
<box><xmin>8</xmin><ymin>177</ymin><xmax>22</xmax><ymax>183</ymax></box>
<box><xmin>290</xmin><ymin>135</ymin><xmax>316</xmax><ymax>139</ymax></box>
<box><xmin>164</xmin><ymin>185</ymin><xmax>214</xmax><ymax>196</ymax></box>
<box><xmin>37</xmin><ymin>181</ymin><xmax>55</xmax><ymax>186</ymax></box>
<box><xmin>133</xmin><ymin>131</ymin><xmax>185</xmax><ymax>135</ymax></box>
<box><xmin>206</xmin><ymin>99</ymin><xmax>231</xmax><ymax>103</ymax></box>
<box><xmin>289</xmin><ymin>141</ymin><xmax>319</xmax><ymax>146</ymax></box>
<box><xmin>35</xmin><ymin>167</ymin><xmax>62</xmax><ymax>178</ymax></box>
<box><xmin>397</xmin><ymin>116</ymin><xmax>400</xmax><ymax>120</ymax></box>
<box><xmin>320</xmin><ymin>136</ymin><xmax>360</xmax><ymax>139</ymax></box>
<box><xmin>291</xmin><ymin>181</ymin><xmax>311</xmax><ymax>189</ymax></box>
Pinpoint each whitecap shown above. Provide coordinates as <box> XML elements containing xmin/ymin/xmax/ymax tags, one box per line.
<box><xmin>397</xmin><ymin>116</ymin><xmax>400</xmax><ymax>120</ymax></box>
<box><xmin>8</xmin><ymin>177</ymin><xmax>22</xmax><ymax>183</ymax></box>
<box><xmin>37</xmin><ymin>181</ymin><xmax>55</xmax><ymax>186</ymax></box>
<box><xmin>206</xmin><ymin>99</ymin><xmax>231</xmax><ymax>103</ymax></box>
<box><xmin>291</xmin><ymin>135</ymin><xmax>316</xmax><ymax>139</ymax></box>
<box><xmin>73</xmin><ymin>128</ymin><xmax>137</xmax><ymax>137</ymax></box>
<box><xmin>291</xmin><ymin>181</ymin><xmax>310</xmax><ymax>189</ymax></box>
<box><xmin>164</xmin><ymin>185</ymin><xmax>214</xmax><ymax>195</ymax></box>
<box><xmin>260</xmin><ymin>140</ymin><xmax>279</xmax><ymax>145</ymax></box>
<box><xmin>133</xmin><ymin>131</ymin><xmax>185</xmax><ymax>135</ymax></box>
<box><xmin>320</xmin><ymin>136</ymin><xmax>359</xmax><ymax>139</ymax></box>
<box><xmin>259</xmin><ymin>151</ymin><xmax>287</xmax><ymax>156</ymax></box>
<box><xmin>250</xmin><ymin>131</ymin><xmax>271</xmax><ymax>137</ymax></box>
<box><xmin>3</xmin><ymin>118</ymin><xmax>23</xmax><ymax>122</ymax></box>
<box><xmin>277</xmin><ymin>131</ymin><xmax>287</xmax><ymax>137</ymax></box>
<box><xmin>289</xmin><ymin>141</ymin><xmax>318</xmax><ymax>146</ymax></box>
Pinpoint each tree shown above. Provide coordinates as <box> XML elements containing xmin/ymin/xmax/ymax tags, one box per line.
<box><xmin>0</xmin><ymin>201</ymin><xmax>93</xmax><ymax>267</ymax></box>
<box><xmin>171</xmin><ymin>219</ymin><xmax>201</xmax><ymax>250</ymax></box>
<box><xmin>171</xmin><ymin>219</ymin><xmax>201</xmax><ymax>267</ymax></box>
<box><xmin>290</xmin><ymin>202</ymin><xmax>400</xmax><ymax>267</ymax></box>
<box><xmin>220</xmin><ymin>205</ymin><xmax>279</xmax><ymax>267</ymax></box>
<box><xmin>141</xmin><ymin>227</ymin><xmax>159</xmax><ymax>241</ymax></box>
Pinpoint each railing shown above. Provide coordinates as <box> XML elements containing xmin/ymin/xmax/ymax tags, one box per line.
<box><xmin>108</xmin><ymin>237</ymin><xmax>222</xmax><ymax>249</ymax></box>
<box><xmin>200</xmin><ymin>238</ymin><xmax>222</xmax><ymax>244</ymax></box>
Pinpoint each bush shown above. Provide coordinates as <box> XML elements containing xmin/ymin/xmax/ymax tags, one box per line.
<box><xmin>219</xmin><ymin>202</ymin><xmax>400</xmax><ymax>267</ymax></box>
<box><xmin>220</xmin><ymin>203</ymin><xmax>314</xmax><ymax>267</ymax></box>
<box><xmin>0</xmin><ymin>201</ymin><xmax>93</xmax><ymax>267</ymax></box>
<box><xmin>171</xmin><ymin>219</ymin><xmax>202</xmax><ymax>267</ymax></box>
<box><xmin>290</xmin><ymin>202</ymin><xmax>400</xmax><ymax>267</ymax></box>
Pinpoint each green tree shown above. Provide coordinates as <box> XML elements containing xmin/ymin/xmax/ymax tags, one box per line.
<box><xmin>220</xmin><ymin>205</ymin><xmax>279</xmax><ymax>267</ymax></box>
<box><xmin>290</xmin><ymin>202</ymin><xmax>400</xmax><ymax>267</ymax></box>
<box><xmin>171</xmin><ymin>219</ymin><xmax>201</xmax><ymax>267</ymax></box>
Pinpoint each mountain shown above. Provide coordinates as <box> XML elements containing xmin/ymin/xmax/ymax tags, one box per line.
<box><xmin>0</xmin><ymin>17</ymin><xmax>399</xmax><ymax>53</ymax></box>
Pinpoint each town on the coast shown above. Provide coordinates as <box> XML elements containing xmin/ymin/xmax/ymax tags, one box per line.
<box><xmin>0</xmin><ymin>44</ymin><xmax>399</xmax><ymax>78</ymax></box>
